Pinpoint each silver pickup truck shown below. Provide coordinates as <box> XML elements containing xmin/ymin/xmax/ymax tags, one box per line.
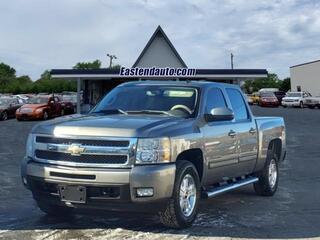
<box><xmin>21</xmin><ymin>81</ymin><xmax>286</xmax><ymax>228</ymax></box>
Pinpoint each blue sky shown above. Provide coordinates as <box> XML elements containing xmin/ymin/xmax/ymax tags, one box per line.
<box><xmin>0</xmin><ymin>0</ymin><xmax>319</xmax><ymax>80</ymax></box>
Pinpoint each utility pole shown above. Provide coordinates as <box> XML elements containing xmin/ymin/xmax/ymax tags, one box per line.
<box><xmin>230</xmin><ymin>53</ymin><xmax>234</xmax><ymax>69</ymax></box>
<box><xmin>107</xmin><ymin>53</ymin><xmax>117</xmax><ymax>68</ymax></box>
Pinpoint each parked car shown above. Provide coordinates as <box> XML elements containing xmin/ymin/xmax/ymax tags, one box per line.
<box><xmin>273</xmin><ymin>91</ymin><xmax>286</xmax><ymax>103</ymax></box>
<box><xmin>250</xmin><ymin>92</ymin><xmax>260</xmax><ymax>104</ymax></box>
<box><xmin>281</xmin><ymin>91</ymin><xmax>311</xmax><ymax>108</ymax></box>
<box><xmin>13</xmin><ymin>94</ymin><xmax>29</xmax><ymax>104</ymax></box>
<box><xmin>304</xmin><ymin>96</ymin><xmax>320</xmax><ymax>109</ymax></box>
<box><xmin>258</xmin><ymin>92</ymin><xmax>280</xmax><ymax>107</ymax></box>
<box><xmin>16</xmin><ymin>95</ymin><xmax>63</xmax><ymax>121</ymax></box>
<box><xmin>244</xmin><ymin>94</ymin><xmax>253</xmax><ymax>105</ymax></box>
<box><xmin>0</xmin><ymin>97</ymin><xmax>22</xmax><ymax>120</ymax></box>
<box><xmin>59</xmin><ymin>94</ymin><xmax>77</xmax><ymax>114</ymax></box>
<box><xmin>22</xmin><ymin>81</ymin><xmax>286</xmax><ymax>229</ymax></box>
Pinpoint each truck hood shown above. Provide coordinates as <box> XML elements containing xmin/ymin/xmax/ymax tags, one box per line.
<box><xmin>21</xmin><ymin>104</ymin><xmax>47</xmax><ymax>109</ymax></box>
<box><xmin>31</xmin><ymin>114</ymin><xmax>192</xmax><ymax>138</ymax></box>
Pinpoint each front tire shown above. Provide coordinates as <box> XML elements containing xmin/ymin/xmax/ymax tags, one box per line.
<box><xmin>159</xmin><ymin>161</ymin><xmax>200</xmax><ymax>229</ymax></box>
<box><xmin>300</xmin><ymin>101</ymin><xmax>304</xmax><ymax>108</ymax></box>
<box><xmin>254</xmin><ymin>151</ymin><xmax>279</xmax><ymax>196</ymax></box>
<box><xmin>1</xmin><ymin>111</ymin><xmax>8</xmax><ymax>121</ymax></box>
<box><xmin>43</xmin><ymin>111</ymin><xmax>49</xmax><ymax>120</ymax></box>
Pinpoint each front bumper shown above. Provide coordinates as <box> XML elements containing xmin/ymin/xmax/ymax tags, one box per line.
<box><xmin>260</xmin><ymin>101</ymin><xmax>279</xmax><ymax>107</ymax></box>
<box><xmin>282</xmin><ymin>101</ymin><xmax>300</xmax><ymax>107</ymax></box>
<box><xmin>305</xmin><ymin>102</ymin><xmax>320</xmax><ymax>107</ymax></box>
<box><xmin>21</xmin><ymin>158</ymin><xmax>176</xmax><ymax>210</ymax></box>
<box><xmin>16</xmin><ymin>112</ymin><xmax>43</xmax><ymax>120</ymax></box>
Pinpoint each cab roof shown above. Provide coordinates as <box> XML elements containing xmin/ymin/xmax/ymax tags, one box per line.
<box><xmin>119</xmin><ymin>80</ymin><xmax>240</xmax><ymax>90</ymax></box>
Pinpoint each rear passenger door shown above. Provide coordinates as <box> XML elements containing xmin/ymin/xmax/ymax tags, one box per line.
<box><xmin>202</xmin><ymin>87</ymin><xmax>238</xmax><ymax>184</ymax></box>
<box><xmin>225</xmin><ymin>88</ymin><xmax>258</xmax><ymax>176</ymax></box>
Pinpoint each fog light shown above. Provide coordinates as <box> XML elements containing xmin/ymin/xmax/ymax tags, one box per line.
<box><xmin>136</xmin><ymin>188</ymin><xmax>154</xmax><ymax>197</ymax></box>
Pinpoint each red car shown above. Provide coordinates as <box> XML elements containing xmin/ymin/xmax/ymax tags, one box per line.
<box><xmin>16</xmin><ymin>95</ymin><xmax>63</xmax><ymax>121</ymax></box>
<box><xmin>258</xmin><ymin>92</ymin><xmax>280</xmax><ymax>107</ymax></box>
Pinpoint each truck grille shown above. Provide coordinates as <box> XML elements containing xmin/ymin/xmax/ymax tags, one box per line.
<box><xmin>33</xmin><ymin>135</ymin><xmax>137</xmax><ymax>168</ymax></box>
<box><xmin>35</xmin><ymin>150</ymin><xmax>128</xmax><ymax>164</ymax></box>
<box><xmin>36</xmin><ymin>136</ymin><xmax>129</xmax><ymax>147</ymax></box>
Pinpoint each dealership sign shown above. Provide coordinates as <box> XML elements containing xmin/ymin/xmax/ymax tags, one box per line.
<box><xmin>119</xmin><ymin>67</ymin><xmax>196</xmax><ymax>77</ymax></box>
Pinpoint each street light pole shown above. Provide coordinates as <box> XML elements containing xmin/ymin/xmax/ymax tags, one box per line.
<box><xmin>107</xmin><ymin>53</ymin><xmax>117</xmax><ymax>68</ymax></box>
<box><xmin>231</xmin><ymin>53</ymin><xmax>234</xmax><ymax>69</ymax></box>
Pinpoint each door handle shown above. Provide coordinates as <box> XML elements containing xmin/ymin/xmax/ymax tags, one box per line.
<box><xmin>228</xmin><ymin>130</ymin><xmax>237</xmax><ymax>138</ymax></box>
<box><xmin>249</xmin><ymin>128</ymin><xmax>256</xmax><ymax>134</ymax></box>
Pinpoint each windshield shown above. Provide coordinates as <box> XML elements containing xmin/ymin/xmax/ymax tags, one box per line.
<box><xmin>92</xmin><ymin>85</ymin><xmax>198</xmax><ymax>116</ymax></box>
<box><xmin>287</xmin><ymin>92</ymin><xmax>301</xmax><ymax>97</ymax></box>
<box><xmin>261</xmin><ymin>92</ymin><xmax>275</xmax><ymax>97</ymax></box>
<box><xmin>27</xmin><ymin>97</ymin><xmax>49</xmax><ymax>104</ymax></box>
<box><xmin>0</xmin><ymin>98</ymin><xmax>11</xmax><ymax>105</ymax></box>
<box><xmin>62</xmin><ymin>95</ymin><xmax>77</xmax><ymax>102</ymax></box>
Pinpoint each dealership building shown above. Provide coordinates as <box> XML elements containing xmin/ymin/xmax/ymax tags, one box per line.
<box><xmin>51</xmin><ymin>26</ymin><xmax>268</xmax><ymax>112</ymax></box>
<box><xmin>290</xmin><ymin>60</ymin><xmax>320</xmax><ymax>96</ymax></box>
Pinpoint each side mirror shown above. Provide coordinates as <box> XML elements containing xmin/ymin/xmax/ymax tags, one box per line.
<box><xmin>204</xmin><ymin>107</ymin><xmax>234</xmax><ymax>122</ymax></box>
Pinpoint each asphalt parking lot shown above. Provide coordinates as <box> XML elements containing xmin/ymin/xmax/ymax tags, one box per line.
<box><xmin>0</xmin><ymin>106</ymin><xmax>320</xmax><ymax>240</ymax></box>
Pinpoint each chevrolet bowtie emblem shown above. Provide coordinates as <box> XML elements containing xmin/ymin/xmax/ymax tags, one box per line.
<box><xmin>67</xmin><ymin>144</ymin><xmax>85</xmax><ymax>156</ymax></box>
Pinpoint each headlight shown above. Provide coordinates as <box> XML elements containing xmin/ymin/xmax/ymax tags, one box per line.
<box><xmin>35</xmin><ymin>108</ymin><xmax>43</xmax><ymax>113</ymax></box>
<box><xmin>136</xmin><ymin>138</ymin><xmax>171</xmax><ymax>164</ymax></box>
<box><xmin>26</xmin><ymin>134</ymin><xmax>34</xmax><ymax>158</ymax></box>
<box><xmin>294</xmin><ymin>99</ymin><xmax>299</xmax><ymax>102</ymax></box>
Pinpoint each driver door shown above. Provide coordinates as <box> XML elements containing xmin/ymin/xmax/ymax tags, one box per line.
<box><xmin>201</xmin><ymin>87</ymin><xmax>238</xmax><ymax>184</ymax></box>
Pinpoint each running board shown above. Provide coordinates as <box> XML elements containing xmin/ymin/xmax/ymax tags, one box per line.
<box><xmin>203</xmin><ymin>176</ymin><xmax>259</xmax><ymax>198</ymax></box>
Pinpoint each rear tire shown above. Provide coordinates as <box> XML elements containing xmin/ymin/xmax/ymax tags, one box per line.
<box><xmin>159</xmin><ymin>160</ymin><xmax>200</xmax><ymax>229</ymax></box>
<box><xmin>254</xmin><ymin>151</ymin><xmax>279</xmax><ymax>196</ymax></box>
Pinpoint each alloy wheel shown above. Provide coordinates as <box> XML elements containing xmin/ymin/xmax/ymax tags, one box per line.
<box><xmin>179</xmin><ymin>174</ymin><xmax>197</xmax><ymax>217</ymax></box>
<box><xmin>2</xmin><ymin>111</ymin><xmax>8</xmax><ymax>120</ymax></box>
<box><xmin>268</xmin><ymin>159</ymin><xmax>278</xmax><ymax>189</ymax></box>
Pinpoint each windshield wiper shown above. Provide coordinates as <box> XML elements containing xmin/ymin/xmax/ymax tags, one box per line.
<box><xmin>92</xmin><ymin>109</ymin><xmax>128</xmax><ymax>115</ymax></box>
<box><xmin>126</xmin><ymin>110</ymin><xmax>174</xmax><ymax>116</ymax></box>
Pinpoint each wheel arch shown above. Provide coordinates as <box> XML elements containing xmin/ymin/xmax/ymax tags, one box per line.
<box><xmin>176</xmin><ymin>148</ymin><xmax>204</xmax><ymax>182</ymax></box>
<box><xmin>268</xmin><ymin>138</ymin><xmax>282</xmax><ymax>161</ymax></box>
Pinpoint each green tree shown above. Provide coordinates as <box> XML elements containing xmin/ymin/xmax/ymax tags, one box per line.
<box><xmin>243</xmin><ymin>73</ymin><xmax>281</xmax><ymax>93</ymax></box>
<box><xmin>31</xmin><ymin>70</ymin><xmax>76</xmax><ymax>94</ymax></box>
<box><xmin>73</xmin><ymin>60</ymin><xmax>101</xmax><ymax>69</ymax></box>
<box><xmin>0</xmin><ymin>63</ymin><xmax>16</xmax><ymax>91</ymax></box>
<box><xmin>279</xmin><ymin>77</ymin><xmax>291</xmax><ymax>92</ymax></box>
<box><xmin>0</xmin><ymin>62</ymin><xmax>16</xmax><ymax>77</ymax></box>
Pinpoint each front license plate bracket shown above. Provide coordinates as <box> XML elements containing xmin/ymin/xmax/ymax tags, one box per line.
<box><xmin>59</xmin><ymin>185</ymin><xmax>86</xmax><ymax>204</ymax></box>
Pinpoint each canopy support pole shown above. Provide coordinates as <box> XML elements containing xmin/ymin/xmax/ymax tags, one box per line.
<box><xmin>77</xmin><ymin>77</ymin><xmax>81</xmax><ymax>114</ymax></box>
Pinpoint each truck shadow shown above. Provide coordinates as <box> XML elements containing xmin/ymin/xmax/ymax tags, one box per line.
<box><xmin>1</xmin><ymin>187</ymin><xmax>319</xmax><ymax>239</ymax></box>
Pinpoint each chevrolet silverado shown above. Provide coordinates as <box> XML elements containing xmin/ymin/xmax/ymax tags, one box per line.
<box><xmin>21</xmin><ymin>81</ymin><xmax>286</xmax><ymax>228</ymax></box>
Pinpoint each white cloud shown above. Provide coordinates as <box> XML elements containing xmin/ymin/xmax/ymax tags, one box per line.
<box><xmin>0</xmin><ymin>0</ymin><xmax>319</xmax><ymax>79</ymax></box>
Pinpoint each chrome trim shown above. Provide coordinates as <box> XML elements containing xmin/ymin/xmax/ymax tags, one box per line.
<box><xmin>33</xmin><ymin>134</ymin><xmax>137</xmax><ymax>168</ymax></box>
